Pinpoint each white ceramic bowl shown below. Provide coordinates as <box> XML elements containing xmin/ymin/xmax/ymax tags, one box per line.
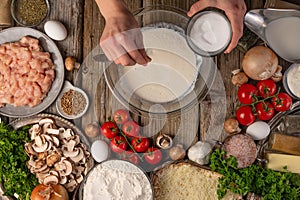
<box><xmin>56</xmin><ymin>81</ymin><xmax>89</xmax><ymax>119</ymax></box>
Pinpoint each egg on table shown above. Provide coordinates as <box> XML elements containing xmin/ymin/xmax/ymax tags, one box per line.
<box><xmin>246</xmin><ymin>121</ymin><xmax>270</xmax><ymax>140</ymax></box>
<box><xmin>91</xmin><ymin>140</ymin><xmax>109</xmax><ymax>163</ymax></box>
<box><xmin>44</xmin><ymin>20</ymin><xmax>68</xmax><ymax>41</ymax></box>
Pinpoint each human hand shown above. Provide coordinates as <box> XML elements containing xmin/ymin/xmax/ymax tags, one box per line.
<box><xmin>187</xmin><ymin>0</ymin><xmax>246</xmax><ymax>53</ymax></box>
<box><xmin>100</xmin><ymin>10</ymin><xmax>151</xmax><ymax>66</ymax></box>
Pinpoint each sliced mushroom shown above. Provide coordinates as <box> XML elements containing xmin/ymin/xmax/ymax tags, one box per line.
<box><xmin>24</xmin><ymin>143</ymin><xmax>36</xmax><ymax>156</ymax></box>
<box><xmin>33</xmin><ymin>141</ymin><xmax>49</xmax><ymax>153</ymax></box>
<box><xmin>51</xmin><ymin>136</ymin><xmax>60</xmax><ymax>147</ymax></box>
<box><xmin>46</xmin><ymin>128</ymin><xmax>60</xmax><ymax>135</ymax></box>
<box><xmin>62</xmin><ymin>146</ymin><xmax>79</xmax><ymax>158</ymax></box>
<box><xmin>65</xmin><ymin>179</ymin><xmax>77</xmax><ymax>192</ymax></box>
<box><xmin>43</xmin><ymin>174</ymin><xmax>59</xmax><ymax>185</ymax></box>
<box><xmin>39</xmin><ymin>118</ymin><xmax>55</xmax><ymax>126</ymax></box>
<box><xmin>46</xmin><ymin>153</ymin><xmax>61</xmax><ymax>167</ymax></box>
<box><xmin>70</xmin><ymin>147</ymin><xmax>84</xmax><ymax>163</ymax></box>
<box><xmin>76</xmin><ymin>175</ymin><xmax>83</xmax><ymax>183</ymax></box>
<box><xmin>49</xmin><ymin>170</ymin><xmax>60</xmax><ymax>177</ymax></box>
<box><xmin>59</xmin><ymin>129</ymin><xmax>74</xmax><ymax>140</ymax></box>
<box><xmin>60</xmin><ymin>176</ymin><xmax>68</xmax><ymax>185</ymax></box>
<box><xmin>29</xmin><ymin>124</ymin><xmax>42</xmax><ymax>140</ymax></box>
<box><xmin>55</xmin><ymin>159</ymin><xmax>73</xmax><ymax>177</ymax></box>
<box><xmin>33</xmin><ymin>164</ymin><xmax>49</xmax><ymax>173</ymax></box>
<box><xmin>37</xmin><ymin>152</ymin><xmax>47</xmax><ymax>160</ymax></box>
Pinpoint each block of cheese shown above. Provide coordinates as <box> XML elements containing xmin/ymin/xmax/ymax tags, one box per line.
<box><xmin>152</xmin><ymin>162</ymin><xmax>241</xmax><ymax>200</ymax></box>
<box><xmin>271</xmin><ymin>133</ymin><xmax>300</xmax><ymax>155</ymax></box>
<box><xmin>266</xmin><ymin>153</ymin><xmax>300</xmax><ymax>173</ymax></box>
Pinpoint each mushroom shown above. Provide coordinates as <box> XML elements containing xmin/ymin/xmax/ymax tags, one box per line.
<box><xmin>39</xmin><ymin>118</ymin><xmax>55</xmax><ymax>126</ymax></box>
<box><xmin>55</xmin><ymin>159</ymin><xmax>73</xmax><ymax>177</ymax></box>
<box><xmin>271</xmin><ymin>65</ymin><xmax>283</xmax><ymax>82</ymax></box>
<box><xmin>169</xmin><ymin>144</ymin><xmax>186</xmax><ymax>160</ymax></box>
<box><xmin>231</xmin><ymin>70</ymin><xmax>249</xmax><ymax>86</ymax></box>
<box><xmin>65</xmin><ymin>179</ymin><xmax>77</xmax><ymax>192</ymax></box>
<box><xmin>25</xmin><ymin>118</ymin><xmax>92</xmax><ymax>193</ymax></box>
<box><xmin>156</xmin><ymin>134</ymin><xmax>173</xmax><ymax>149</ymax></box>
<box><xmin>224</xmin><ymin>118</ymin><xmax>241</xmax><ymax>134</ymax></box>
<box><xmin>65</xmin><ymin>56</ymin><xmax>80</xmax><ymax>71</ymax></box>
<box><xmin>46</xmin><ymin>153</ymin><xmax>61</xmax><ymax>167</ymax></box>
<box><xmin>43</xmin><ymin>175</ymin><xmax>59</xmax><ymax>185</ymax></box>
<box><xmin>33</xmin><ymin>141</ymin><xmax>49</xmax><ymax>153</ymax></box>
<box><xmin>70</xmin><ymin>147</ymin><xmax>85</xmax><ymax>163</ymax></box>
<box><xmin>85</xmin><ymin>122</ymin><xmax>100</xmax><ymax>138</ymax></box>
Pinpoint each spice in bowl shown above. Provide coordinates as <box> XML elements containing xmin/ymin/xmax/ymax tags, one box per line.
<box><xmin>11</xmin><ymin>0</ymin><xmax>50</xmax><ymax>27</ymax></box>
<box><xmin>60</xmin><ymin>89</ymin><xmax>87</xmax><ymax>116</ymax></box>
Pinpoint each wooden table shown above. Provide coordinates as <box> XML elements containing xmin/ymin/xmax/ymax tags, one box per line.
<box><xmin>1</xmin><ymin>0</ymin><xmax>292</xmax><ymax>159</ymax></box>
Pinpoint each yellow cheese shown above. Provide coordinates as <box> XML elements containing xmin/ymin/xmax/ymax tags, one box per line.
<box><xmin>271</xmin><ymin>133</ymin><xmax>300</xmax><ymax>156</ymax></box>
<box><xmin>266</xmin><ymin>153</ymin><xmax>300</xmax><ymax>173</ymax></box>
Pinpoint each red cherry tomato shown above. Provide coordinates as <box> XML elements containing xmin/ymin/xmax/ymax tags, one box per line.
<box><xmin>144</xmin><ymin>147</ymin><xmax>162</xmax><ymax>165</ymax></box>
<box><xmin>101</xmin><ymin>121</ymin><xmax>119</xmax><ymax>139</ymax></box>
<box><xmin>110</xmin><ymin>135</ymin><xmax>128</xmax><ymax>154</ymax></box>
<box><xmin>113</xmin><ymin>109</ymin><xmax>130</xmax><ymax>125</ymax></box>
<box><xmin>271</xmin><ymin>92</ymin><xmax>292</xmax><ymax>112</ymax></box>
<box><xmin>238</xmin><ymin>84</ymin><xmax>258</xmax><ymax>104</ymax></box>
<box><xmin>122</xmin><ymin>121</ymin><xmax>140</xmax><ymax>137</ymax></box>
<box><xmin>236</xmin><ymin>106</ymin><xmax>256</xmax><ymax>126</ymax></box>
<box><xmin>121</xmin><ymin>150</ymin><xmax>139</xmax><ymax>165</ymax></box>
<box><xmin>255</xmin><ymin>102</ymin><xmax>275</xmax><ymax>121</ymax></box>
<box><xmin>257</xmin><ymin>79</ymin><xmax>277</xmax><ymax>98</ymax></box>
<box><xmin>131</xmin><ymin>137</ymin><xmax>150</xmax><ymax>153</ymax></box>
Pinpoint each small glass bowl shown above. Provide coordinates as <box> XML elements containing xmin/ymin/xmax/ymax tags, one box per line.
<box><xmin>186</xmin><ymin>9</ymin><xmax>232</xmax><ymax>57</ymax></box>
<box><xmin>283</xmin><ymin>63</ymin><xmax>300</xmax><ymax>100</ymax></box>
<box><xmin>56</xmin><ymin>81</ymin><xmax>89</xmax><ymax>120</ymax></box>
<box><xmin>11</xmin><ymin>0</ymin><xmax>50</xmax><ymax>27</ymax></box>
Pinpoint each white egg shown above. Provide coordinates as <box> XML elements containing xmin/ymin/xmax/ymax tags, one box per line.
<box><xmin>246</xmin><ymin>121</ymin><xmax>270</xmax><ymax>140</ymax></box>
<box><xmin>44</xmin><ymin>20</ymin><xmax>67</xmax><ymax>41</ymax></box>
<box><xmin>91</xmin><ymin>140</ymin><xmax>109</xmax><ymax>163</ymax></box>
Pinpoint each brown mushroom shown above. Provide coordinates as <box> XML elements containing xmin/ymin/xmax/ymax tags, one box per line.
<box><xmin>65</xmin><ymin>56</ymin><xmax>80</xmax><ymax>71</ymax></box>
<box><xmin>231</xmin><ymin>71</ymin><xmax>249</xmax><ymax>86</ymax></box>
<box><xmin>271</xmin><ymin>65</ymin><xmax>283</xmax><ymax>82</ymax></box>
<box><xmin>156</xmin><ymin>134</ymin><xmax>173</xmax><ymax>149</ymax></box>
<box><xmin>224</xmin><ymin>118</ymin><xmax>241</xmax><ymax>134</ymax></box>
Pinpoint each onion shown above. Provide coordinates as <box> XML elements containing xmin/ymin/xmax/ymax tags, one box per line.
<box><xmin>31</xmin><ymin>184</ymin><xmax>69</xmax><ymax>200</ymax></box>
<box><xmin>242</xmin><ymin>46</ymin><xmax>278</xmax><ymax>80</ymax></box>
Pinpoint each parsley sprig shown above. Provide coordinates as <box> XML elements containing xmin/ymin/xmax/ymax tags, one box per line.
<box><xmin>0</xmin><ymin>122</ymin><xmax>38</xmax><ymax>200</ymax></box>
<box><xmin>210</xmin><ymin>149</ymin><xmax>300</xmax><ymax>200</ymax></box>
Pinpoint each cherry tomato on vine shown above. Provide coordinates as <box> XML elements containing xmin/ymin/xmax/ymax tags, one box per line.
<box><xmin>131</xmin><ymin>137</ymin><xmax>150</xmax><ymax>153</ymax></box>
<box><xmin>271</xmin><ymin>92</ymin><xmax>292</xmax><ymax>112</ymax></box>
<box><xmin>122</xmin><ymin>121</ymin><xmax>140</xmax><ymax>137</ymax></box>
<box><xmin>110</xmin><ymin>135</ymin><xmax>128</xmax><ymax>154</ymax></box>
<box><xmin>236</xmin><ymin>106</ymin><xmax>256</xmax><ymax>126</ymax></box>
<box><xmin>257</xmin><ymin>79</ymin><xmax>277</xmax><ymax>98</ymax></box>
<box><xmin>122</xmin><ymin>150</ymin><xmax>139</xmax><ymax>165</ymax></box>
<box><xmin>144</xmin><ymin>147</ymin><xmax>162</xmax><ymax>165</ymax></box>
<box><xmin>255</xmin><ymin>102</ymin><xmax>275</xmax><ymax>121</ymax></box>
<box><xmin>101</xmin><ymin>121</ymin><xmax>119</xmax><ymax>139</ymax></box>
<box><xmin>113</xmin><ymin>109</ymin><xmax>130</xmax><ymax>125</ymax></box>
<box><xmin>238</xmin><ymin>84</ymin><xmax>258</xmax><ymax>104</ymax></box>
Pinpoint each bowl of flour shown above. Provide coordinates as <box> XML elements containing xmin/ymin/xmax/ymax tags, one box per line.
<box><xmin>79</xmin><ymin>159</ymin><xmax>153</xmax><ymax>200</ymax></box>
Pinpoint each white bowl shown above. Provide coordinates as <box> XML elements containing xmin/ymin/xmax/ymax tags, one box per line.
<box><xmin>56</xmin><ymin>81</ymin><xmax>89</xmax><ymax>119</ymax></box>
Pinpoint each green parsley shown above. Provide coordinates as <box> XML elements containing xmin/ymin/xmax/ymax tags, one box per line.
<box><xmin>0</xmin><ymin>122</ymin><xmax>38</xmax><ymax>200</ymax></box>
<box><xmin>210</xmin><ymin>149</ymin><xmax>300</xmax><ymax>200</ymax></box>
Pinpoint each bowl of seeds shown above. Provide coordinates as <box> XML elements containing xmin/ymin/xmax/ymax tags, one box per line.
<box><xmin>11</xmin><ymin>0</ymin><xmax>50</xmax><ymax>27</ymax></box>
<box><xmin>56</xmin><ymin>81</ymin><xmax>89</xmax><ymax>120</ymax></box>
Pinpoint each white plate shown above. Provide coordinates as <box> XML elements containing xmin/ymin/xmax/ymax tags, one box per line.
<box><xmin>0</xmin><ymin>27</ymin><xmax>64</xmax><ymax>117</ymax></box>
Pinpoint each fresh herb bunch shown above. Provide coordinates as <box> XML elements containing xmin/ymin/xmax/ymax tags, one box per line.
<box><xmin>0</xmin><ymin>122</ymin><xmax>38</xmax><ymax>200</ymax></box>
<box><xmin>210</xmin><ymin>149</ymin><xmax>300</xmax><ymax>200</ymax></box>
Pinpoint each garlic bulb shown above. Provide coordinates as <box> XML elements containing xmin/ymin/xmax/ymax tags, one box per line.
<box><xmin>188</xmin><ymin>141</ymin><xmax>213</xmax><ymax>165</ymax></box>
